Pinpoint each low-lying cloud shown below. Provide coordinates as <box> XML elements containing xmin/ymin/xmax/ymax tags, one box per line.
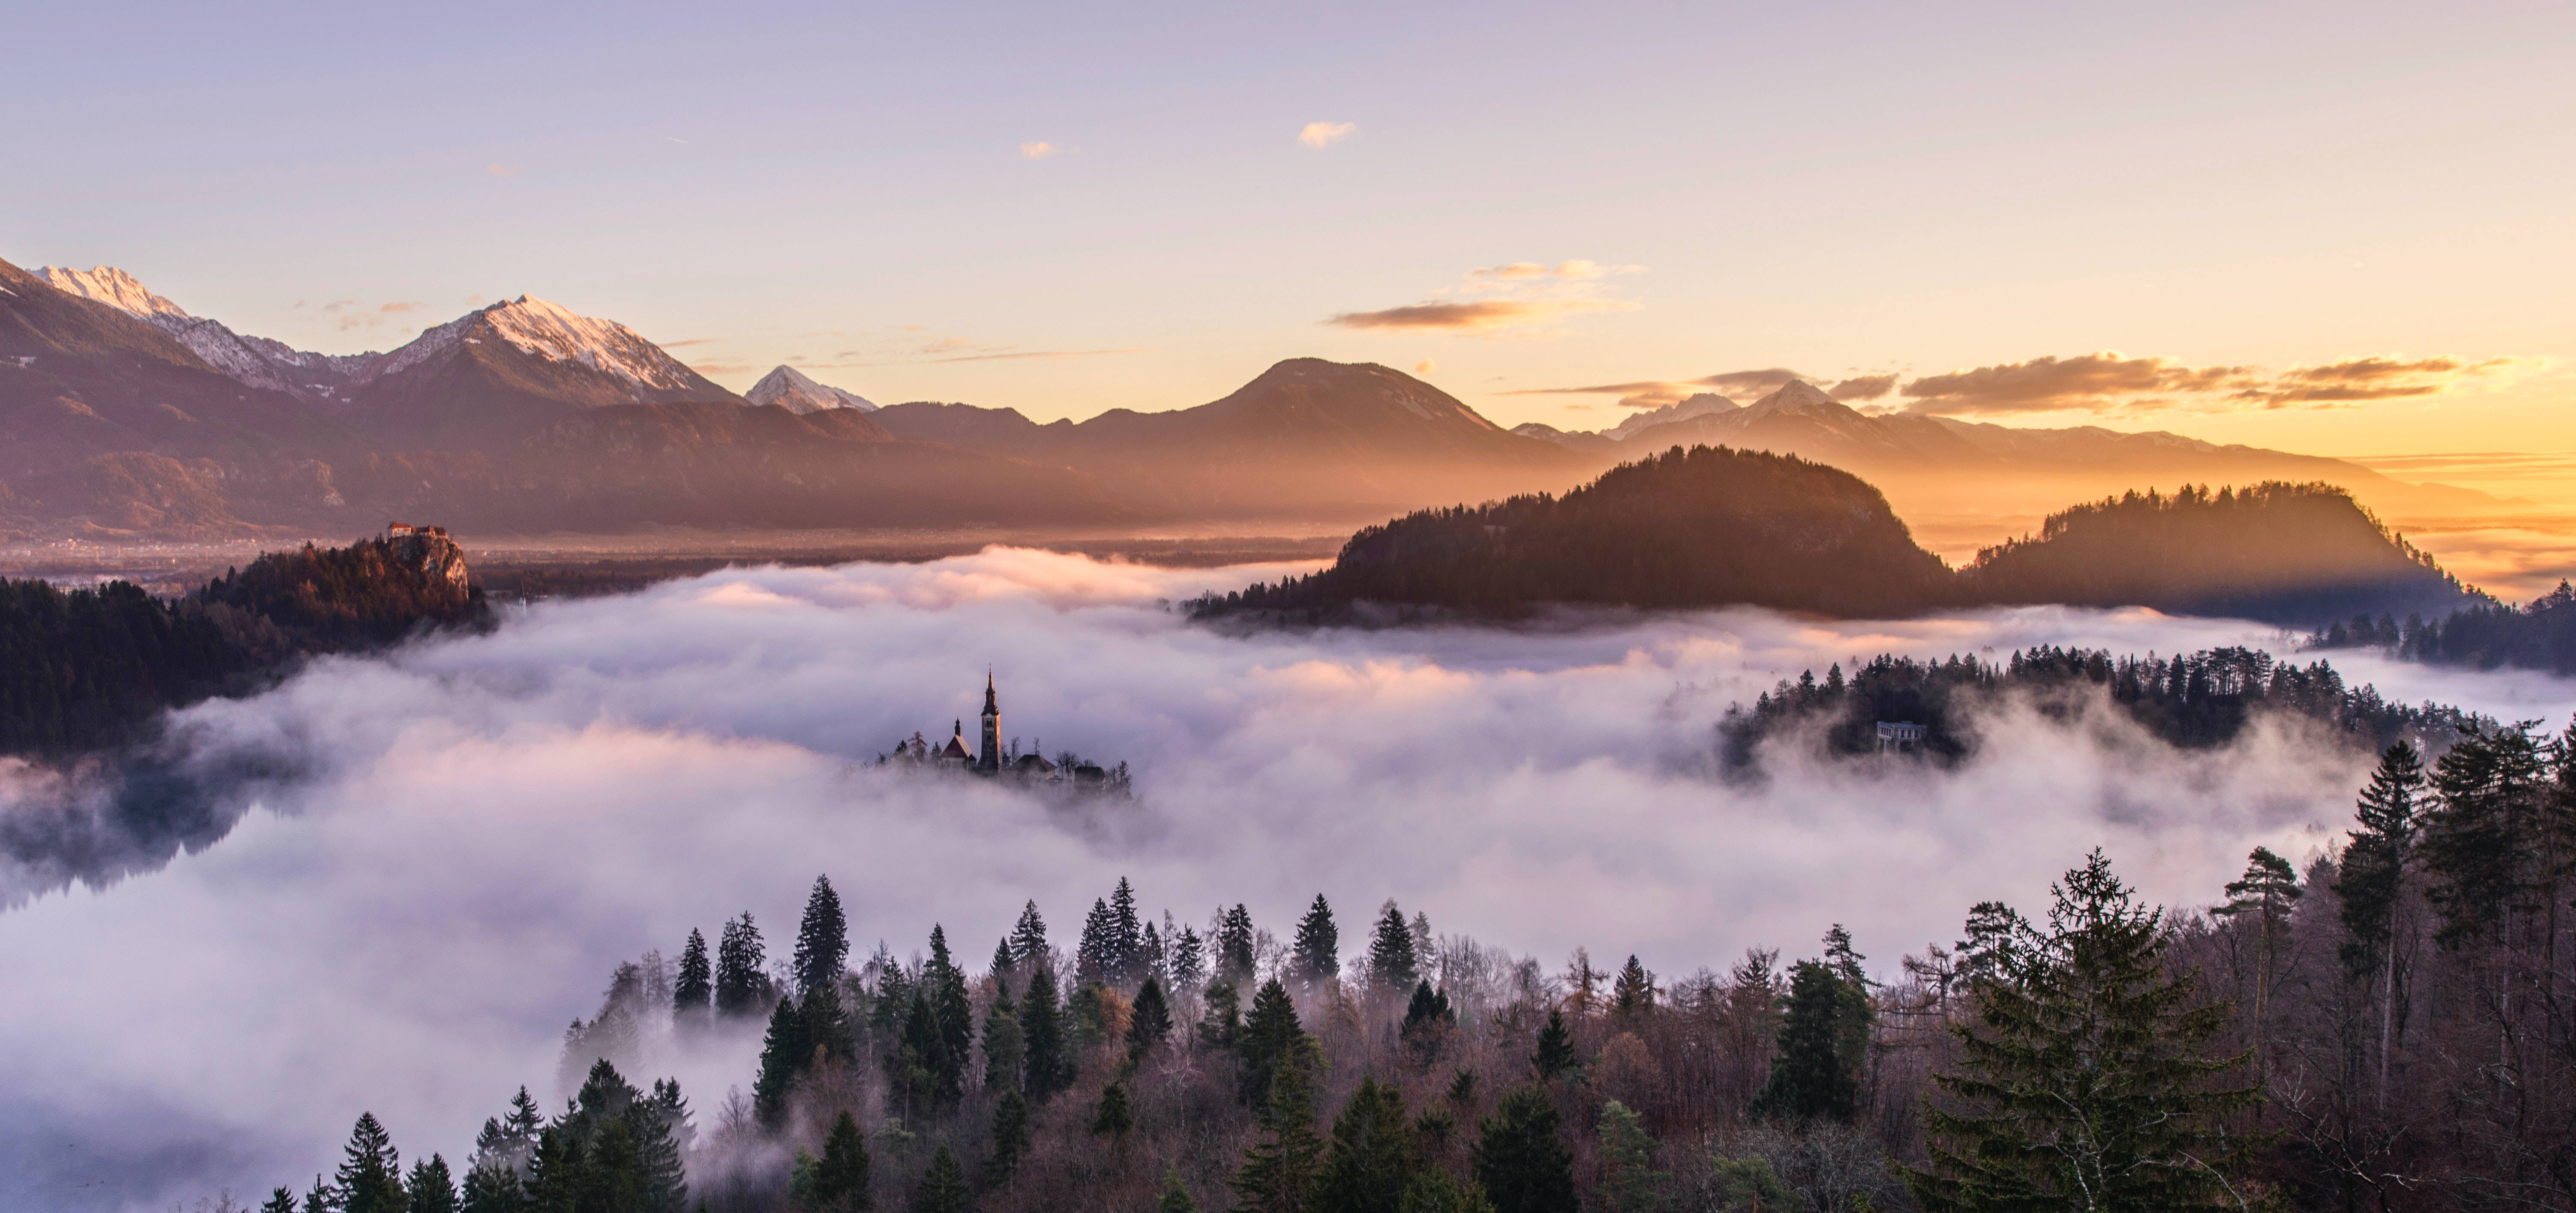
<box><xmin>6</xmin><ymin>548</ymin><xmax>2573</xmax><ymax>1210</ymax></box>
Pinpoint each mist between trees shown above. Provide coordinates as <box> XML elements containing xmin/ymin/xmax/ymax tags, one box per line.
<box><xmin>248</xmin><ymin>714</ymin><xmax>2576</xmax><ymax>1213</ymax></box>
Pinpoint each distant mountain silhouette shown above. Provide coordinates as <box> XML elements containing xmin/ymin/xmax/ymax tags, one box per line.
<box><xmin>875</xmin><ymin>358</ymin><xmax>1589</xmax><ymax>519</ymax></box>
<box><xmin>1197</xmin><ymin>445</ymin><xmax>2477</xmax><ymax>627</ymax></box>
<box><xmin>1515</xmin><ymin>380</ymin><xmax>2502</xmax><ymax>516</ymax></box>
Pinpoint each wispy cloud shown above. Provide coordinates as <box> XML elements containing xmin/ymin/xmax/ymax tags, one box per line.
<box><xmin>1503</xmin><ymin>368</ymin><xmax>1816</xmax><ymax>408</ymax></box>
<box><xmin>1020</xmin><ymin>141</ymin><xmax>1061</xmax><ymax>160</ymax></box>
<box><xmin>316</xmin><ymin>299</ymin><xmax>428</xmax><ymax>333</ymax></box>
<box><xmin>1415</xmin><ymin>360</ymin><xmax>1436</xmax><ymax>376</ymax></box>
<box><xmin>1899</xmin><ymin>351</ymin><xmax>2534</xmax><ymax>415</ymax></box>
<box><xmin>485</xmin><ymin>163</ymin><xmax>518</xmax><ymax>177</ymax></box>
<box><xmin>1326</xmin><ymin>299</ymin><xmax>1637</xmax><ymax>333</ymax></box>
<box><xmin>1299</xmin><ymin>121</ymin><xmax>1355</xmax><ymax>149</ymax></box>
<box><xmin>1830</xmin><ymin>374</ymin><xmax>1899</xmax><ymax>402</ymax></box>
<box><xmin>1464</xmin><ymin>260</ymin><xmax>1641</xmax><ymax>284</ymax></box>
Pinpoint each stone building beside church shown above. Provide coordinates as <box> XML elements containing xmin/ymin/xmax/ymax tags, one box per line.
<box><xmin>889</xmin><ymin>673</ymin><xmax>1112</xmax><ymax>786</ymax></box>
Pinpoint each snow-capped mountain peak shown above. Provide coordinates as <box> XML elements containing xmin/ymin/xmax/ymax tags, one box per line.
<box><xmin>746</xmin><ymin>364</ymin><xmax>878</xmax><ymax>413</ymax></box>
<box><xmin>1742</xmin><ymin>379</ymin><xmax>1846</xmax><ymax>416</ymax></box>
<box><xmin>1604</xmin><ymin>391</ymin><xmax>1737</xmax><ymax>440</ymax></box>
<box><xmin>33</xmin><ymin>266</ymin><xmax>191</xmax><ymax>321</ymax></box>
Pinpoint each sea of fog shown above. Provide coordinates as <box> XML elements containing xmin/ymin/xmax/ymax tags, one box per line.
<box><xmin>3</xmin><ymin>547</ymin><xmax>2572</xmax><ymax>1210</ymax></box>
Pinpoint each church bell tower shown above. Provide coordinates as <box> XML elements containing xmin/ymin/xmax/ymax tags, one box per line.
<box><xmin>978</xmin><ymin>671</ymin><xmax>1001</xmax><ymax>773</ymax></box>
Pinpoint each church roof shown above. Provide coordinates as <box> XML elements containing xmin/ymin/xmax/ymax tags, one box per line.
<box><xmin>941</xmin><ymin>721</ymin><xmax>973</xmax><ymax>759</ymax></box>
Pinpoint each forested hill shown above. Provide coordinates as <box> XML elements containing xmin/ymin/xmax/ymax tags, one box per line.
<box><xmin>0</xmin><ymin>526</ymin><xmax>489</xmax><ymax>758</ymax></box>
<box><xmin>1195</xmin><ymin>445</ymin><xmax>1954</xmax><ymax>621</ymax></box>
<box><xmin>1195</xmin><ymin>451</ymin><xmax>2477</xmax><ymax>627</ymax></box>
<box><xmin>1960</xmin><ymin>481</ymin><xmax>2473</xmax><ymax>624</ymax></box>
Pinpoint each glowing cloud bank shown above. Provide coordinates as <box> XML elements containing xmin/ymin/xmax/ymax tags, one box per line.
<box><xmin>2</xmin><ymin>548</ymin><xmax>2570</xmax><ymax>1209</ymax></box>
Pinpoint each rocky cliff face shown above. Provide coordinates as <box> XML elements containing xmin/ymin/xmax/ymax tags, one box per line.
<box><xmin>386</xmin><ymin>523</ymin><xmax>471</xmax><ymax>600</ymax></box>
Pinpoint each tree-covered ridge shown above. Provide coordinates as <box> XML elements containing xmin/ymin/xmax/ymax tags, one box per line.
<box><xmin>1193</xmin><ymin>455</ymin><xmax>2477</xmax><ymax>629</ymax></box>
<box><xmin>0</xmin><ymin>526</ymin><xmax>489</xmax><ymax>759</ymax></box>
<box><xmin>2313</xmin><ymin>579</ymin><xmax>2576</xmax><ymax>675</ymax></box>
<box><xmin>1720</xmin><ymin>644</ymin><xmax>2483</xmax><ymax>769</ymax></box>
<box><xmin>199</xmin><ymin>527</ymin><xmax>489</xmax><ymax>654</ymax></box>
<box><xmin>1194</xmin><ymin>444</ymin><xmax>1953</xmax><ymax>621</ymax></box>
<box><xmin>0</xmin><ymin>578</ymin><xmax>246</xmax><ymax>756</ymax></box>
<box><xmin>257</xmin><ymin>729</ymin><xmax>2576</xmax><ymax>1213</ymax></box>
<box><xmin>1961</xmin><ymin>481</ymin><xmax>2472</xmax><ymax>624</ymax></box>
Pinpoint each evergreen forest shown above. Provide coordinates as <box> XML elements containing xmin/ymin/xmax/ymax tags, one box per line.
<box><xmin>2311</xmin><ymin>579</ymin><xmax>2576</xmax><ymax>676</ymax></box>
<box><xmin>1192</xmin><ymin>451</ymin><xmax>2472</xmax><ymax>630</ymax></box>
<box><xmin>250</xmin><ymin>717</ymin><xmax>2576</xmax><ymax>1213</ymax></box>
<box><xmin>0</xmin><ymin>529</ymin><xmax>488</xmax><ymax>757</ymax></box>
<box><xmin>1719</xmin><ymin>644</ymin><xmax>2484</xmax><ymax>769</ymax></box>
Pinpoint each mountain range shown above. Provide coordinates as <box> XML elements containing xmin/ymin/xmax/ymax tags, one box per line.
<box><xmin>0</xmin><ymin>256</ymin><xmax>2501</xmax><ymax>541</ymax></box>
<box><xmin>1514</xmin><ymin>380</ymin><xmax>2495</xmax><ymax>518</ymax></box>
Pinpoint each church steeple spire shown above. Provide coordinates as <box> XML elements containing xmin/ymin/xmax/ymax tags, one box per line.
<box><xmin>978</xmin><ymin>670</ymin><xmax>1001</xmax><ymax>773</ymax></box>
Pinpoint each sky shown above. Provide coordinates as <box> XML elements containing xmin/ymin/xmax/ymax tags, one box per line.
<box><xmin>8</xmin><ymin>548</ymin><xmax>2576</xmax><ymax>1208</ymax></box>
<box><xmin>5</xmin><ymin>0</ymin><xmax>2572</xmax><ymax>481</ymax></box>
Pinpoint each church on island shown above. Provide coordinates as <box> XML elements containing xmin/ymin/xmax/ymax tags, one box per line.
<box><xmin>888</xmin><ymin>673</ymin><xmax>1118</xmax><ymax>789</ymax></box>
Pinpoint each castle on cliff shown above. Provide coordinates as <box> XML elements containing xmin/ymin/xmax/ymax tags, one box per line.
<box><xmin>889</xmin><ymin>672</ymin><xmax>1114</xmax><ymax>787</ymax></box>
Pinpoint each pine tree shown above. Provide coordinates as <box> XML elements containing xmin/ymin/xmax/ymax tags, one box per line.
<box><xmin>911</xmin><ymin>1145</ymin><xmax>968</xmax><ymax>1213</ymax></box>
<box><xmin>261</xmin><ymin>1189</ymin><xmax>299</xmax><ymax>1213</ymax></box>
<box><xmin>1018</xmin><ymin>964</ymin><xmax>1072</xmax><ymax>1102</ymax></box>
<box><xmin>716</xmin><ymin>914</ymin><xmax>772</xmax><ymax>1017</ymax></box>
<box><xmin>1311</xmin><ymin>1074</ymin><xmax>1420</xmax><ymax>1213</ymax></box>
<box><xmin>1906</xmin><ymin>850</ymin><xmax>2259</xmax><ymax>1213</ymax></box>
<box><xmin>1821</xmin><ymin>924</ymin><xmax>1875</xmax><ymax>1086</ymax></box>
<box><xmin>1093</xmin><ymin>1082</ymin><xmax>1136</xmax><ymax>1140</ymax></box>
<box><xmin>1158</xmin><ymin>1165</ymin><xmax>1200</xmax><ymax>1213</ymax></box>
<box><xmin>503</xmin><ymin>1088</ymin><xmax>542</xmax><ymax>1152</ymax></box>
<box><xmin>1174</xmin><ymin>926</ymin><xmax>1207</xmax><ymax>992</ymax></box>
<box><xmin>990</xmin><ymin>937</ymin><xmax>1018</xmax><ymax>989</ymax></box>
<box><xmin>674</xmin><ymin>928</ymin><xmax>713</xmax><ymax>1022</ymax></box>
<box><xmin>1077</xmin><ymin>897</ymin><xmax>1116</xmax><ymax>987</ymax></box>
<box><xmin>2217</xmin><ymin>845</ymin><xmax>2301</xmax><ymax>1089</ymax></box>
<box><xmin>1474</xmin><ymin>1085</ymin><xmax>1577</xmax><ymax>1213</ymax></box>
<box><xmin>1010</xmin><ymin>900</ymin><xmax>1049</xmax><ymax>967</ymax></box>
<box><xmin>334</xmin><ymin>1112</ymin><xmax>406</xmax><ymax>1213</ymax></box>
<box><xmin>1594</xmin><ymin>1101</ymin><xmax>1663</xmax><ymax>1213</ymax></box>
<box><xmin>1141</xmin><ymin>921</ymin><xmax>1168</xmax><ymax>987</ymax></box>
<box><xmin>1127</xmin><ymin>975</ymin><xmax>1174</xmax><ymax>1066</ymax></box>
<box><xmin>1610</xmin><ymin>956</ymin><xmax>1654</xmax><ymax>1022</ymax></box>
<box><xmin>1403</xmin><ymin>980</ymin><xmax>1456</xmax><ymax>1060</ymax></box>
<box><xmin>1199</xmin><ymin>980</ymin><xmax>1244</xmax><ymax>1051</ymax></box>
<box><xmin>804</xmin><ymin>979</ymin><xmax>854</xmax><ymax>1068</ymax></box>
<box><xmin>1230</xmin><ymin>1053</ymin><xmax>1327</xmax><ymax>1213</ymax></box>
<box><xmin>1529</xmin><ymin>1009</ymin><xmax>1577</xmax><ymax>1082</ymax></box>
<box><xmin>982</xmin><ymin>981</ymin><xmax>1026</xmax><ymax>1093</ymax></box>
<box><xmin>794</xmin><ymin>876</ymin><xmax>851</xmax><ymax>998</ymax></box>
<box><xmin>407</xmin><ymin>1154</ymin><xmax>458</xmax><ymax>1213</ymax></box>
<box><xmin>1292</xmin><ymin>895</ymin><xmax>1340</xmax><ymax>989</ymax></box>
<box><xmin>924</xmin><ymin>926</ymin><xmax>974</xmax><ymax>1097</ymax></box>
<box><xmin>1752</xmin><ymin>960</ymin><xmax>1856</xmax><ymax>1121</ymax></box>
<box><xmin>1239</xmin><ymin>977</ymin><xmax>1310</xmax><ymax>1108</ymax></box>
<box><xmin>1109</xmin><ymin>877</ymin><xmax>1144</xmax><ymax>986</ymax></box>
<box><xmin>1218</xmin><ymin>905</ymin><xmax>1258</xmax><ymax>985</ymax></box>
<box><xmin>800</xmin><ymin>1110</ymin><xmax>873</xmax><ymax>1212</ymax></box>
<box><xmin>2334</xmin><ymin>741</ymin><xmax>2427</xmax><ymax>1096</ymax></box>
<box><xmin>887</xmin><ymin>991</ymin><xmax>944</xmax><ymax>1126</ymax></box>
<box><xmin>304</xmin><ymin>1174</ymin><xmax>341</xmax><ymax>1213</ymax></box>
<box><xmin>985</xmin><ymin>1089</ymin><xmax>1031</xmax><ymax>1186</ymax></box>
<box><xmin>2337</xmin><ymin>742</ymin><xmax>2426</xmax><ymax>980</ymax></box>
<box><xmin>2424</xmin><ymin>723</ymin><xmax>2554</xmax><ymax>947</ymax></box>
<box><xmin>1367</xmin><ymin>900</ymin><xmax>1420</xmax><ymax>994</ymax></box>
<box><xmin>754</xmin><ymin>993</ymin><xmax>812</xmax><ymax>1128</ymax></box>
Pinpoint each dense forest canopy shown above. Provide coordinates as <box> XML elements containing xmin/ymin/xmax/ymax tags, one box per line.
<box><xmin>254</xmin><ymin>718</ymin><xmax>2576</xmax><ymax>1212</ymax></box>
<box><xmin>2313</xmin><ymin>579</ymin><xmax>2576</xmax><ymax>676</ymax></box>
<box><xmin>1721</xmin><ymin>644</ymin><xmax>2484</xmax><ymax>771</ymax></box>
<box><xmin>1194</xmin><ymin>450</ymin><xmax>2475</xmax><ymax>630</ymax></box>
<box><xmin>0</xmin><ymin>526</ymin><xmax>488</xmax><ymax>758</ymax></box>
<box><xmin>1960</xmin><ymin>481</ymin><xmax>2471</xmax><ymax>624</ymax></box>
<box><xmin>1197</xmin><ymin>445</ymin><xmax>1953</xmax><ymax>621</ymax></box>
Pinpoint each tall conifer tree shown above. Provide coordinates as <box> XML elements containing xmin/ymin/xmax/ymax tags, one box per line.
<box><xmin>674</xmin><ymin>928</ymin><xmax>713</xmax><ymax>1022</ymax></box>
<box><xmin>1018</xmin><ymin>964</ymin><xmax>1072</xmax><ymax>1102</ymax></box>
<box><xmin>1367</xmin><ymin>901</ymin><xmax>1420</xmax><ymax>994</ymax></box>
<box><xmin>334</xmin><ymin>1112</ymin><xmax>407</xmax><ymax>1213</ymax></box>
<box><xmin>715</xmin><ymin>914</ymin><xmax>771</xmax><ymax>1017</ymax></box>
<box><xmin>794</xmin><ymin>875</ymin><xmax>851</xmax><ymax>998</ymax></box>
<box><xmin>1906</xmin><ymin>851</ymin><xmax>2258</xmax><ymax>1213</ymax></box>
<box><xmin>1009</xmin><ymin>900</ymin><xmax>1049</xmax><ymax>967</ymax></box>
<box><xmin>1127</xmin><ymin>975</ymin><xmax>1174</xmax><ymax>1066</ymax></box>
<box><xmin>1292</xmin><ymin>895</ymin><xmax>1340</xmax><ymax>989</ymax></box>
<box><xmin>1312</xmin><ymin>1074</ymin><xmax>1421</xmax><ymax>1213</ymax></box>
<box><xmin>1218</xmin><ymin>905</ymin><xmax>1257</xmax><ymax>985</ymax></box>
<box><xmin>1474</xmin><ymin>1086</ymin><xmax>1577</xmax><ymax>1213</ymax></box>
<box><xmin>1231</xmin><ymin>1055</ymin><xmax>1326</xmax><ymax>1213</ymax></box>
